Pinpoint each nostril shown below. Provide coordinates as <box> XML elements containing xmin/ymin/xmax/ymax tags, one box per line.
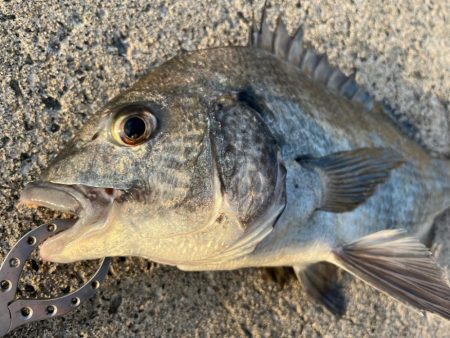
<box><xmin>91</xmin><ymin>132</ymin><xmax>100</xmax><ymax>141</ymax></box>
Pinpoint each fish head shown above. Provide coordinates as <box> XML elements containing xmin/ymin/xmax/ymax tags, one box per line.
<box><xmin>20</xmin><ymin>51</ymin><xmax>286</xmax><ymax>264</ymax></box>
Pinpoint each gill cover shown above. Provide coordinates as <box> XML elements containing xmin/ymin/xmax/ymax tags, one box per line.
<box><xmin>210</xmin><ymin>93</ymin><xmax>285</xmax><ymax>227</ymax></box>
<box><xmin>176</xmin><ymin>92</ymin><xmax>287</xmax><ymax>267</ymax></box>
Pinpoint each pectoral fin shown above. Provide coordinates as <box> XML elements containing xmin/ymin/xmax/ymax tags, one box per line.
<box><xmin>294</xmin><ymin>262</ymin><xmax>346</xmax><ymax>316</ymax></box>
<box><xmin>333</xmin><ymin>229</ymin><xmax>450</xmax><ymax>320</ymax></box>
<box><xmin>297</xmin><ymin>147</ymin><xmax>404</xmax><ymax>212</ymax></box>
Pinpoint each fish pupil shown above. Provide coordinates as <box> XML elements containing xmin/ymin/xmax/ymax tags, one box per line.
<box><xmin>124</xmin><ymin>116</ymin><xmax>146</xmax><ymax>140</ymax></box>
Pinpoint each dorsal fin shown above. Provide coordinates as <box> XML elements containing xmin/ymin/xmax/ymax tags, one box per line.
<box><xmin>249</xmin><ymin>5</ymin><xmax>429</xmax><ymax>152</ymax></box>
<box><xmin>249</xmin><ymin>7</ymin><xmax>374</xmax><ymax>111</ymax></box>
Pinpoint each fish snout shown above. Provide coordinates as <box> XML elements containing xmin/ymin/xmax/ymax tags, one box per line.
<box><xmin>19</xmin><ymin>182</ymin><xmax>82</xmax><ymax>214</ymax></box>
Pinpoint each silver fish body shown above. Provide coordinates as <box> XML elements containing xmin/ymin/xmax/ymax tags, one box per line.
<box><xmin>20</xmin><ymin>17</ymin><xmax>450</xmax><ymax>319</ymax></box>
<box><xmin>142</xmin><ymin>47</ymin><xmax>449</xmax><ymax>270</ymax></box>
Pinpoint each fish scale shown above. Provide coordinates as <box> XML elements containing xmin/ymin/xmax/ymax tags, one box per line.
<box><xmin>18</xmin><ymin>7</ymin><xmax>450</xmax><ymax>323</ymax></box>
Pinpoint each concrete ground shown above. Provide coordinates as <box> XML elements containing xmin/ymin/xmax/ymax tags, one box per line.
<box><xmin>0</xmin><ymin>0</ymin><xmax>449</xmax><ymax>337</ymax></box>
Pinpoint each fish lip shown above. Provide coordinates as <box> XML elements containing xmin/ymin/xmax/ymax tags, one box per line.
<box><xmin>20</xmin><ymin>182</ymin><xmax>79</xmax><ymax>214</ymax></box>
<box><xmin>19</xmin><ymin>181</ymin><xmax>116</xmax><ymax>215</ymax></box>
<box><xmin>19</xmin><ymin>181</ymin><xmax>118</xmax><ymax>262</ymax></box>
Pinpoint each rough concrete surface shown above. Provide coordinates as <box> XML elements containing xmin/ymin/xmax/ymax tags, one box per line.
<box><xmin>0</xmin><ymin>0</ymin><xmax>449</xmax><ymax>337</ymax></box>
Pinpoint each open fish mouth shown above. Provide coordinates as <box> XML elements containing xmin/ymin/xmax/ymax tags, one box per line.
<box><xmin>19</xmin><ymin>182</ymin><xmax>118</xmax><ymax>262</ymax></box>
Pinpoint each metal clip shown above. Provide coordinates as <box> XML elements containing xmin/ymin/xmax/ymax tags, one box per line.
<box><xmin>0</xmin><ymin>219</ymin><xmax>110</xmax><ymax>336</ymax></box>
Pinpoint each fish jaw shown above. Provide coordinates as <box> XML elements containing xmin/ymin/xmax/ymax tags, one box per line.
<box><xmin>39</xmin><ymin>219</ymin><xmax>100</xmax><ymax>263</ymax></box>
<box><xmin>19</xmin><ymin>182</ymin><xmax>82</xmax><ymax>214</ymax></box>
<box><xmin>19</xmin><ymin>182</ymin><xmax>117</xmax><ymax>263</ymax></box>
<box><xmin>39</xmin><ymin>211</ymin><xmax>118</xmax><ymax>263</ymax></box>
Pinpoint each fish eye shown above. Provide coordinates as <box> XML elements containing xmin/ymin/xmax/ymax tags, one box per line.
<box><xmin>112</xmin><ymin>106</ymin><xmax>157</xmax><ymax>146</ymax></box>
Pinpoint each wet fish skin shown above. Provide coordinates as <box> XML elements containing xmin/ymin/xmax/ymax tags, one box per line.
<box><xmin>34</xmin><ymin>50</ymin><xmax>287</xmax><ymax>264</ymax></box>
<box><xmin>20</xmin><ymin>25</ymin><xmax>450</xmax><ymax>319</ymax></box>
<box><xmin>170</xmin><ymin>47</ymin><xmax>450</xmax><ymax>267</ymax></box>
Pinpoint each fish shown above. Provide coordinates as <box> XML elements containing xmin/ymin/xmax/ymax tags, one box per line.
<box><xmin>19</xmin><ymin>8</ymin><xmax>450</xmax><ymax>320</ymax></box>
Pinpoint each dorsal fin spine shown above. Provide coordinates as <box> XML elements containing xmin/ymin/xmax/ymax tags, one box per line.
<box><xmin>249</xmin><ymin>6</ymin><xmax>429</xmax><ymax>152</ymax></box>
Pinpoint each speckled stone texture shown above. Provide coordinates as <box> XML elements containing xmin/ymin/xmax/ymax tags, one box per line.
<box><xmin>0</xmin><ymin>1</ymin><xmax>449</xmax><ymax>337</ymax></box>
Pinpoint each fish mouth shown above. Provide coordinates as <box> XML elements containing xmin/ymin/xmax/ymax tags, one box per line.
<box><xmin>19</xmin><ymin>182</ymin><xmax>118</xmax><ymax>262</ymax></box>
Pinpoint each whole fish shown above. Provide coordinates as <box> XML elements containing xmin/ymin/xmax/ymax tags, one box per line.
<box><xmin>19</xmin><ymin>11</ymin><xmax>450</xmax><ymax>319</ymax></box>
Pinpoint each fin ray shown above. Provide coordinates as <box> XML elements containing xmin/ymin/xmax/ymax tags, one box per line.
<box><xmin>273</xmin><ymin>18</ymin><xmax>291</xmax><ymax>60</ymax></box>
<box><xmin>287</xmin><ymin>29</ymin><xmax>305</xmax><ymax>65</ymax></box>
<box><xmin>294</xmin><ymin>262</ymin><xmax>346</xmax><ymax>316</ymax></box>
<box><xmin>333</xmin><ymin>229</ymin><xmax>450</xmax><ymax>320</ymax></box>
<box><xmin>249</xmin><ymin>6</ymin><xmax>429</xmax><ymax>151</ymax></box>
<box><xmin>297</xmin><ymin>147</ymin><xmax>404</xmax><ymax>212</ymax></box>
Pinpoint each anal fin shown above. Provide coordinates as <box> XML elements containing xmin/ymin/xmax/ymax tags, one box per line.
<box><xmin>333</xmin><ymin>229</ymin><xmax>450</xmax><ymax>320</ymax></box>
<box><xmin>294</xmin><ymin>262</ymin><xmax>346</xmax><ymax>316</ymax></box>
<box><xmin>297</xmin><ymin>147</ymin><xmax>404</xmax><ymax>212</ymax></box>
